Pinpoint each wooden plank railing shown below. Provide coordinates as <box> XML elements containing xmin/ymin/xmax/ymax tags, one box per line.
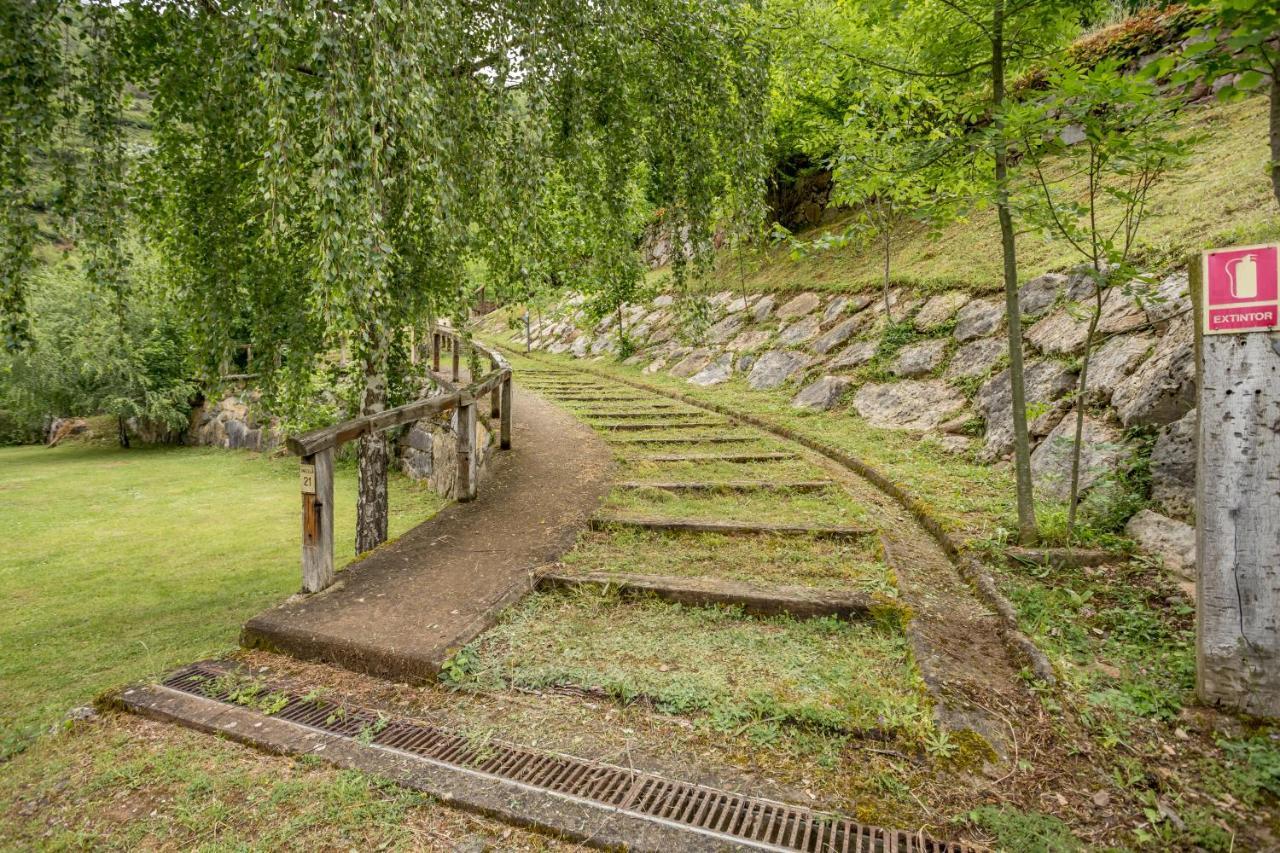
<box><xmin>286</xmin><ymin>325</ymin><xmax>513</xmax><ymax>593</ymax></box>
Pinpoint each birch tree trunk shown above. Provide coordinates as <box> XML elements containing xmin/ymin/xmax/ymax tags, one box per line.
<box><xmin>355</xmin><ymin>334</ymin><xmax>389</xmax><ymax>554</ymax></box>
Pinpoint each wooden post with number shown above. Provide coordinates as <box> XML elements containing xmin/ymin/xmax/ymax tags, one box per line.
<box><xmin>455</xmin><ymin>395</ymin><xmax>477</xmax><ymax>501</ymax></box>
<box><xmin>300</xmin><ymin>447</ymin><xmax>335</xmax><ymax>593</ymax></box>
<box><xmin>500</xmin><ymin>374</ymin><xmax>512</xmax><ymax>450</ymax></box>
<box><xmin>1194</xmin><ymin>245</ymin><xmax>1280</xmax><ymax>717</ymax></box>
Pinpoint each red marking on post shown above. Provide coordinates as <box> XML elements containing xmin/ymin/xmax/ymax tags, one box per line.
<box><xmin>1202</xmin><ymin>244</ymin><xmax>1280</xmax><ymax>335</ymax></box>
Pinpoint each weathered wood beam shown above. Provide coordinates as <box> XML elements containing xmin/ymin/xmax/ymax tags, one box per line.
<box><xmin>589</xmin><ymin>516</ymin><xmax>872</xmax><ymax>539</ymax></box>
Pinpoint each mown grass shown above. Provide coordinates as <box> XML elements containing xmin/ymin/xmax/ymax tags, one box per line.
<box><xmin>562</xmin><ymin>528</ymin><xmax>896</xmax><ymax>593</ymax></box>
<box><xmin>451</xmin><ymin>587</ymin><xmax>931</xmax><ymax>744</ymax></box>
<box><xmin>0</xmin><ymin>715</ymin><xmax>562</xmax><ymax>850</ymax></box>
<box><xmin>602</xmin><ymin>482</ymin><xmax>870</xmax><ymax>527</ymax></box>
<box><xmin>688</xmin><ymin>95</ymin><xmax>1278</xmax><ymax>296</ymax></box>
<box><xmin>0</xmin><ymin>442</ymin><xmax>447</xmax><ymax>760</ymax></box>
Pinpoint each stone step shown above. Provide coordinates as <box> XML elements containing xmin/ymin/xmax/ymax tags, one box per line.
<box><xmin>637</xmin><ymin>452</ymin><xmax>797</xmax><ymax>463</ymax></box>
<box><xmin>610</xmin><ymin>435</ymin><xmax>762</xmax><ymax>445</ymax></box>
<box><xmin>589</xmin><ymin>516</ymin><xmax>872</xmax><ymax>539</ymax></box>
<box><xmin>593</xmin><ymin>420</ymin><xmax>727</xmax><ymax>431</ymax></box>
<box><xmin>538</xmin><ymin>571</ymin><xmax>879</xmax><ymax>620</ymax></box>
<box><xmin>617</xmin><ymin>480</ymin><xmax>831</xmax><ymax>494</ymax></box>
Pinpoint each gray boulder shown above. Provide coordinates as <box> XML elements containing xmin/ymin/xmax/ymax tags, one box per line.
<box><xmin>727</xmin><ymin>329</ymin><xmax>772</xmax><ymax>352</ymax></box>
<box><xmin>891</xmin><ymin>339</ymin><xmax>949</xmax><ymax>378</ymax></box>
<box><xmin>1030</xmin><ymin>411</ymin><xmax>1131</xmax><ymax>502</ymax></box>
<box><xmin>852</xmin><ymin>380</ymin><xmax>967</xmax><ymax>431</ymax></box>
<box><xmin>750</xmin><ymin>295</ymin><xmax>776</xmax><ymax>323</ymax></box>
<box><xmin>914</xmin><ymin>291</ymin><xmax>971</xmax><ymax>330</ymax></box>
<box><xmin>976</xmin><ymin>360</ymin><xmax>1077</xmax><ymax>459</ymax></box>
<box><xmin>1142</xmin><ymin>270</ymin><xmax>1192</xmax><ymax>327</ymax></box>
<box><xmin>689</xmin><ymin>353</ymin><xmax>734</xmax><ymax>387</ymax></box>
<box><xmin>953</xmin><ymin>298</ymin><xmax>1004</xmax><ymax>342</ymax></box>
<box><xmin>747</xmin><ymin>350</ymin><xmax>808</xmax><ymax>390</ymax></box>
<box><xmin>1025</xmin><ymin>288</ymin><xmax>1147</xmax><ymax>357</ymax></box>
<box><xmin>1112</xmin><ymin>316</ymin><xmax>1195</xmax><ymax>426</ymax></box>
<box><xmin>1126</xmin><ymin>509</ymin><xmax>1196</xmax><ymax>582</ymax></box>
<box><xmin>776</xmin><ymin>292</ymin><xmax>822</xmax><ymax>320</ymax></box>
<box><xmin>1085</xmin><ymin>333</ymin><xmax>1154</xmax><ymax>402</ymax></box>
<box><xmin>570</xmin><ymin>336</ymin><xmax>590</xmax><ymax>358</ymax></box>
<box><xmin>828</xmin><ymin>339</ymin><xmax>878</xmax><ymax>370</ymax></box>
<box><xmin>1150</xmin><ymin>408</ymin><xmax>1196</xmax><ymax>519</ymax></box>
<box><xmin>707</xmin><ymin>313</ymin><xmax>745</xmax><ymax>343</ymax></box>
<box><xmin>792</xmin><ymin>376</ymin><xmax>852</xmax><ymax>411</ymax></box>
<box><xmin>669</xmin><ymin>348</ymin><xmax>715</xmax><ymax>378</ymax></box>
<box><xmin>810</xmin><ymin>317</ymin><xmax>862</xmax><ymax>355</ymax></box>
<box><xmin>823</xmin><ymin>293</ymin><xmax>873</xmax><ymax>323</ymax></box>
<box><xmin>946</xmin><ymin>338</ymin><xmax>1005</xmax><ymax>380</ymax></box>
<box><xmin>778</xmin><ymin>314</ymin><xmax>822</xmax><ymax>345</ymax></box>
<box><xmin>1018</xmin><ymin>273</ymin><xmax>1068</xmax><ymax>317</ymax></box>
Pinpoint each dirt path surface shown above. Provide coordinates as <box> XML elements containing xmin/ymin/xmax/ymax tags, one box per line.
<box><xmin>242</xmin><ymin>384</ymin><xmax>613</xmax><ymax>683</ymax></box>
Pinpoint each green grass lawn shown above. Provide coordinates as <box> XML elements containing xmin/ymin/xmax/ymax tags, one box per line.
<box><xmin>0</xmin><ymin>442</ymin><xmax>447</xmax><ymax>760</ymax></box>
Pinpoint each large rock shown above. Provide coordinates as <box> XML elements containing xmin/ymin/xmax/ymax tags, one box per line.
<box><xmin>828</xmin><ymin>339</ymin><xmax>878</xmax><ymax>370</ymax></box>
<box><xmin>707</xmin><ymin>313</ymin><xmax>745</xmax><ymax>343</ymax></box>
<box><xmin>1150</xmin><ymin>408</ymin><xmax>1196</xmax><ymax>519</ymax></box>
<box><xmin>750</xmin><ymin>295</ymin><xmax>775</xmax><ymax>323</ymax></box>
<box><xmin>776</xmin><ymin>292</ymin><xmax>822</xmax><ymax>320</ymax></box>
<box><xmin>1018</xmin><ymin>273</ymin><xmax>1068</xmax><ymax>317</ymax></box>
<box><xmin>852</xmin><ymin>380</ymin><xmax>967</xmax><ymax>431</ymax></box>
<box><xmin>725</xmin><ymin>294</ymin><xmax>757</xmax><ymax>314</ymax></box>
<box><xmin>570</xmin><ymin>336</ymin><xmax>590</xmax><ymax>358</ymax></box>
<box><xmin>1126</xmin><ymin>509</ymin><xmax>1196</xmax><ymax>582</ymax></box>
<box><xmin>891</xmin><ymin>339</ymin><xmax>949</xmax><ymax>378</ymax></box>
<box><xmin>689</xmin><ymin>353</ymin><xmax>734</xmax><ymax>387</ymax></box>
<box><xmin>670</xmin><ymin>348</ymin><xmax>715</xmax><ymax>378</ymax></box>
<box><xmin>791</xmin><ymin>376</ymin><xmax>852</xmax><ymax>411</ymax></box>
<box><xmin>778</xmin><ymin>314</ymin><xmax>822</xmax><ymax>345</ymax></box>
<box><xmin>1030</xmin><ymin>411</ymin><xmax>1131</xmax><ymax>502</ymax></box>
<box><xmin>946</xmin><ymin>337</ymin><xmax>1005</xmax><ymax>380</ymax></box>
<box><xmin>810</xmin><ymin>317</ymin><xmax>862</xmax><ymax>355</ymax></box>
<box><xmin>1112</xmin><ymin>316</ymin><xmax>1195</xmax><ymax>426</ymax></box>
<box><xmin>1085</xmin><ymin>333</ymin><xmax>1154</xmax><ymax>402</ymax></box>
<box><xmin>1025</xmin><ymin>288</ymin><xmax>1147</xmax><ymax>357</ymax></box>
<box><xmin>727</xmin><ymin>329</ymin><xmax>772</xmax><ymax>352</ymax></box>
<box><xmin>747</xmin><ymin>350</ymin><xmax>808</xmax><ymax>390</ymax></box>
<box><xmin>976</xmin><ymin>360</ymin><xmax>1077</xmax><ymax>459</ymax></box>
<box><xmin>823</xmin><ymin>293</ymin><xmax>873</xmax><ymax>323</ymax></box>
<box><xmin>915</xmin><ymin>291</ymin><xmax>971</xmax><ymax>330</ymax></box>
<box><xmin>1142</xmin><ymin>270</ymin><xmax>1192</xmax><ymax>327</ymax></box>
<box><xmin>953</xmin><ymin>298</ymin><xmax>1004</xmax><ymax>342</ymax></box>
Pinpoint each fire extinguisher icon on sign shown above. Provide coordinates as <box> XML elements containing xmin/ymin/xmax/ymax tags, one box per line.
<box><xmin>1228</xmin><ymin>254</ymin><xmax>1259</xmax><ymax>300</ymax></box>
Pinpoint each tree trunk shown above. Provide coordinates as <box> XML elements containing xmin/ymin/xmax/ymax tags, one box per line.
<box><xmin>1271</xmin><ymin>73</ymin><xmax>1279</xmax><ymax>210</ymax></box>
<box><xmin>992</xmin><ymin>0</ymin><xmax>1038</xmax><ymax>544</ymax></box>
<box><xmin>879</xmin><ymin>198</ymin><xmax>893</xmax><ymax>323</ymax></box>
<box><xmin>355</xmin><ymin>335</ymin><xmax>389</xmax><ymax>554</ymax></box>
<box><xmin>1067</xmin><ymin>267</ymin><xmax>1104</xmax><ymax>538</ymax></box>
<box><xmin>117</xmin><ymin>415</ymin><xmax>129</xmax><ymax>449</ymax></box>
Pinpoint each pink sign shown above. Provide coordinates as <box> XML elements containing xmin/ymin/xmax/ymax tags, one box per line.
<box><xmin>1202</xmin><ymin>243</ymin><xmax>1280</xmax><ymax>335</ymax></box>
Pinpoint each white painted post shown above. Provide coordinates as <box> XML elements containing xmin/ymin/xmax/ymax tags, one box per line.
<box><xmin>1194</xmin><ymin>250</ymin><xmax>1280</xmax><ymax>716</ymax></box>
<box><xmin>300</xmin><ymin>447</ymin><xmax>335</xmax><ymax>593</ymax></box>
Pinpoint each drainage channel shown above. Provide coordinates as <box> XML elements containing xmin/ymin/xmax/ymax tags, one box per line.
<box><xmin>151</xmin><ymin>662</ymin><xmax>982</xmax><ymax>853</ymax></box>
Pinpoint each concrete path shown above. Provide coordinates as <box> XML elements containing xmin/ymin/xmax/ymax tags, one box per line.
<box><xmin>241</xmin><ymin>384</ymin><xmax>613</xmax><ymax>683</ymax></box>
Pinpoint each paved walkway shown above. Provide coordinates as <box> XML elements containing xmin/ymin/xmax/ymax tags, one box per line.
<box><xmin>241</xmin><ymin>383</ymin><xmax>614</xmax><ymax>683</ymax></box>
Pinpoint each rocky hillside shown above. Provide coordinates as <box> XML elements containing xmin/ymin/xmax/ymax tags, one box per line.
<box><xmin>499</xmin><ymin>264</ymin><xmax>1198</xmax><ymax>563</ymax></box>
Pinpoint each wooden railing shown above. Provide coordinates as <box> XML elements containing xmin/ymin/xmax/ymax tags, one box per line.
<box><xmin>285</xmin><ymin>325</ymin><xmax>513</xmax><ymax>593</ymax></box>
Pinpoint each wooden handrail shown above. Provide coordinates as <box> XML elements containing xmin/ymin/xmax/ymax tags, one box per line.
<box><xmin>288</xmin><ymin>323</ymin><xmax>514</xmax><ymax>593</ymax></box>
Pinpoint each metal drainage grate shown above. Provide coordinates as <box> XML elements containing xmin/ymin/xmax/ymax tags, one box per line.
<box><xmin>163</xmin><ymin>663</ymin><xmax>982</xmax><ymax>853</ymax></box>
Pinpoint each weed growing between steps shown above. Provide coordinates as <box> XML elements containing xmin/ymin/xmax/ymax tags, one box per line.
<box><xmin>601</xmin><ymin>484</ymin><xmax>871</xmax><ymax>527</ymax></box>
<box><xmin>562</xmin><ymin>528</ymin><xmax>896</xmax><ymax>594</ymax></box>
<box><xmin>448</xmin><ymin>587</ymin><xmax>931</xmax><ymax>748</ymax></box>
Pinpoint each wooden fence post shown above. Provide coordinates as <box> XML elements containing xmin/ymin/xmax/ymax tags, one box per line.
<box><xmin>1193</xmin><ymin>250</ymin><xmax>1280</xmax><ymax>716</ymax></box>
<box><xmin>455</xmin><ymin>395</ymin><xmax>477</xmax><ymax>501</ymax></box>
<box><xmin>451</xmin><ymin>337</ymin><xmax>460</xmax><ymax>382</ymax></box>
<box><xmin>432</xmin><ymin>333</ymin><xmax>440</xmax><ymax>372</ymax></box>
<box><xmin>500</xmin><ymin>373</ymin><xmax>512</xmax><ymax>450</ymax></box>
<box><xmin>300</xmin><ymin>447</ymin><xmax>335</xmax><ymax>593</ymax></box>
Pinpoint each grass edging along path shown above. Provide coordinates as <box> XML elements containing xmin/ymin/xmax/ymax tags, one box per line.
<box><xmin>498</xmin><ymin>342</ymin><xmax>1055</xmax><ymax>687</ymax></box>
<box><xmin>0</xmin><ymin>442</ymin><xmax>448</xmax><ymax>761</ymax></box>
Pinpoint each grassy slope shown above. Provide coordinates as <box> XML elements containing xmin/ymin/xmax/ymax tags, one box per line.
<box><xmin>0</xmin><ymin>442</ymin><xmax>446</xmax><ymax>759</ymax></box>
<box><xmin>692</xmin><ymin>94</ymin><xmax>1279</xmax><ymax>296</ymax></box>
